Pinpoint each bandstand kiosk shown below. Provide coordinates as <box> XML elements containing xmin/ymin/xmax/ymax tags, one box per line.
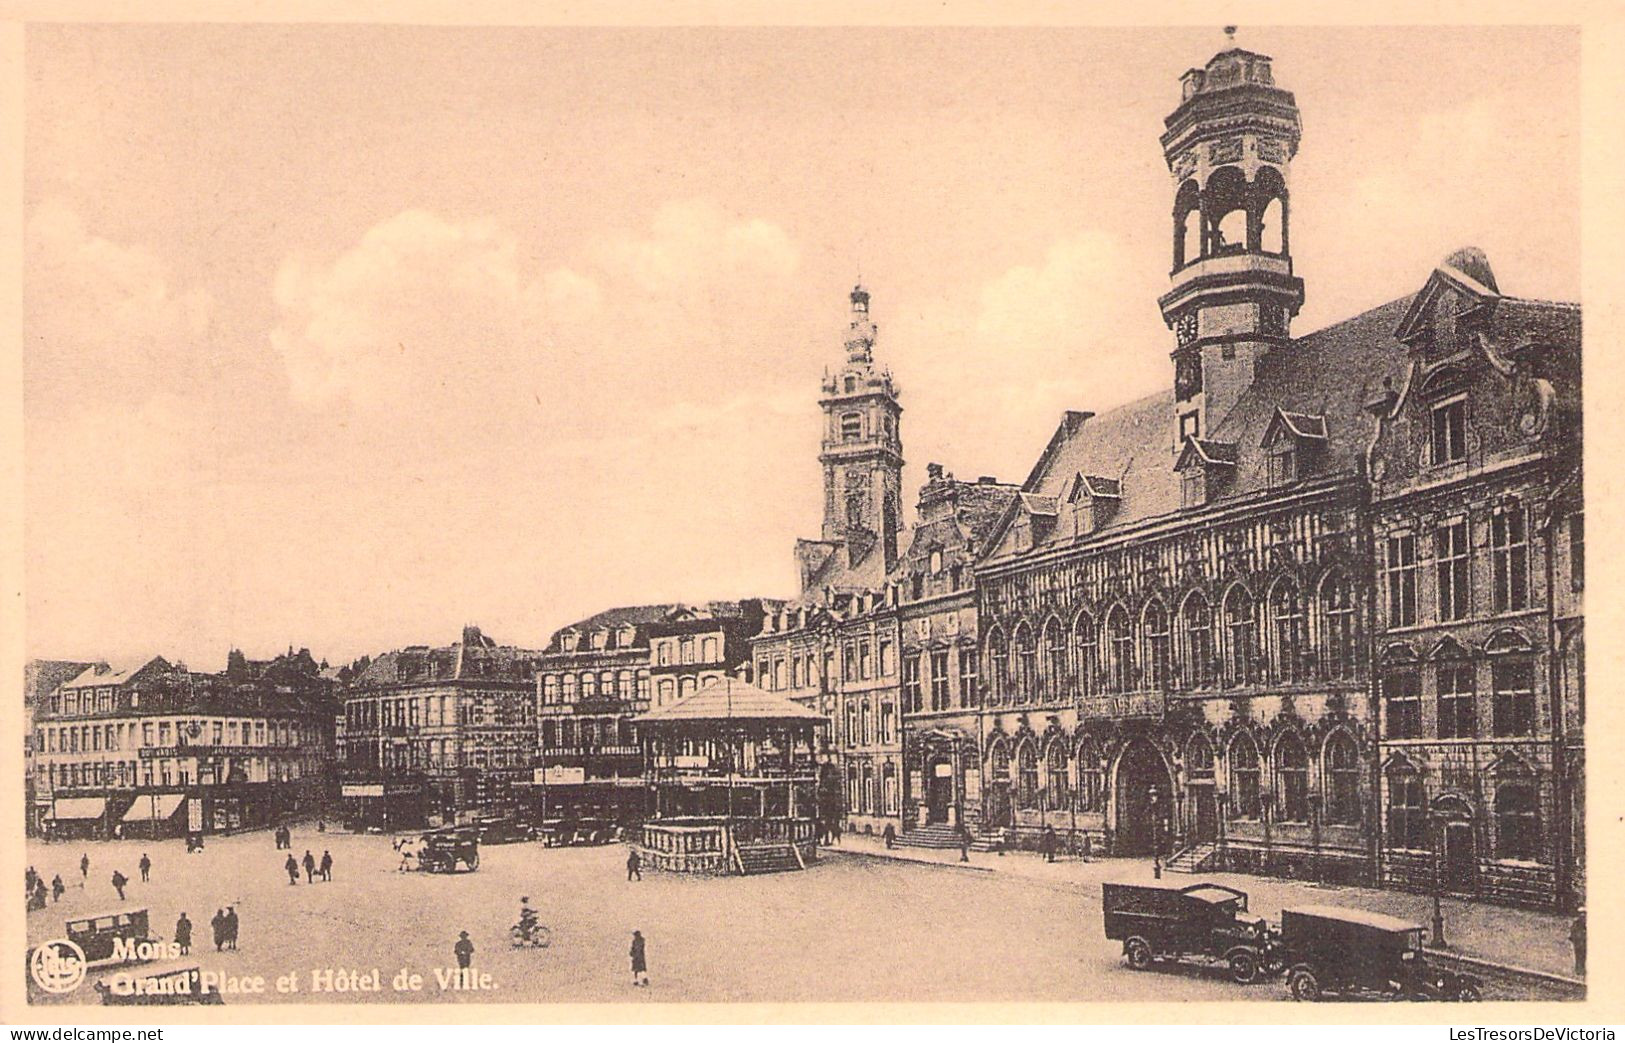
<box><xmin>634</xmin><ymin>677</ymin><xmax>825</xmax><ymax>874</ymax></box>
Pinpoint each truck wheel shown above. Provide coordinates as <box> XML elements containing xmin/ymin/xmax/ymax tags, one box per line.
<box><xmin>1229</xmin><ymin>951</ymin><xmax>1259</xmax><ymax>984</ymax></box>
<box><xmin>1125</xmin><ymin>938</ymin><xmax>1154</xmax><ymax>970</ymax></box>
<box><xmin>1288</xmin><ymin>967</ymin><xmax>1321</xmax><ymax>1002</ymax></box>
<box><xmin>1454</xmin><ymin>982</ymin><xmax>1481</xmax><ymax>1002</ymax></box>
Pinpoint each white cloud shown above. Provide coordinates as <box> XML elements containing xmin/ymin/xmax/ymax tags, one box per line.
<box><xmin>25</xmin><ymin>199</ymin><xmax>213</xmax><ymax>414</ymax></box>
<box><xmin>889</xmin><ymin>229</ymin><xmax>1168</xmax><ymax>483</ymax></box>
<box><xmin>268</xmin><ymin>200</ymin><xmax>807</xmax><ymax>446</ymax></box>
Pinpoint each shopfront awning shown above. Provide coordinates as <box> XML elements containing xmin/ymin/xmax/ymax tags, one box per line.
<box><xmin>50</xmin><ymin>797</ymin><xmax>107</xmax><ymax>820</ymax></box>
<box><xmin>122</xmin><ymin>793</ymin><xmax>186</xmax><ymax>823</ymax></box>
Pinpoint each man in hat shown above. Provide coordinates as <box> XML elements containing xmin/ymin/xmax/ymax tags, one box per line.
<box><xmin>629</xmin><ymin>930</ymin><xmax>648</xmax><ymax>987</ymax></box>
<box><xmin>174</xmin><ymin>912</ymin><xmax>193</xmax><ymax>955</ymax></box>
<box><xmin>454</xmin><ymin>931</ymin><xmax>474</xmax><ymax>970</ymax></box>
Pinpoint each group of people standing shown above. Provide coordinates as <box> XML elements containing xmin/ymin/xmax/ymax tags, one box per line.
<box><xmin>284</xmin><ymin>848</ymin><xmax>334</xmax><ymax>884</ymax></box>
<box><xmin>23</xmin><ymin>865</ymin><xmax>67</xmax><ymax>910</ymax></box>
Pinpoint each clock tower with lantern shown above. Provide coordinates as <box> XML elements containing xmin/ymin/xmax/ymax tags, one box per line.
<box><xmin>1158</xmin><ymin>38</ymin><xmax>1305</xmax><ymax>451</ymax></box>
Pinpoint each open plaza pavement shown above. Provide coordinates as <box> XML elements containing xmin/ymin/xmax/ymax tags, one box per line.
<box><xmin>24</xmin><ymin>826</ymin><xmax>1580</xmax><ymax>1006</ymax></box>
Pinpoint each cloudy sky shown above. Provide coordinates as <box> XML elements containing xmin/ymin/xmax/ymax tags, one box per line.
<box><xmin>23</xmin><ymin>24</ymin><xmax>1579</xmax><ymax>670</ymax></box>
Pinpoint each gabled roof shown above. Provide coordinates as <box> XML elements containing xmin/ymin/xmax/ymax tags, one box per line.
<box><xmin>1175</xmin><ymin>437</ymin><xmax>1238</xmax><ymax>470</ymax></box>
<box><xmin>61</xmin><ymin>657</ymin><xmax>171</xmax><ymax>690</ymax></box>
<box><xmin>1394</xmin><ymin>246</ymin><xmax>1501</xmax><ymax>344</ymax></box>
<box><xmin>986</xmin><ymin>295</ymin><xmax>1422</xmax><ymax>564</ymax></box>
<box><xmin>633</xmin><ymin>676</ymin><xmax>826</xmax><ymax>724</ymax></box>
<box><xmin>1263</xmin><ymin>408</ymin><xmax>1328</xmax><ymax>444</ymax></box>
<box><xmin>1018</xmin><ymin>493</ymin><xmax>1058</xmax><ymax>516</ymax></box>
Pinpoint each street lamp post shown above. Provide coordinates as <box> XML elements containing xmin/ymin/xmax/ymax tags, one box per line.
<box><xmin>1430</xmin><ymin>853</ymin><xmax>1448</xmax><ymax>948</ymax></box>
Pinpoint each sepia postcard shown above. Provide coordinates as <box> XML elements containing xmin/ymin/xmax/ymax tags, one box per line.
<box><xmin>4</xmin><ymin>3</ymin><xmax>1620</xmax><ymax>1026</ymax></box>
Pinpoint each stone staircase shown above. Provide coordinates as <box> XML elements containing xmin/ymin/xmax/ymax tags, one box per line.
<box><xmin>895</xmin><ymin>823</ymin><xmax>964</xmax><ymax>850</ymax></box>
<box><xmin>1166</xmin><ymin>842</ymin><xmax>1218</xmax><ymax>874</ymax></box>
<box><xmin>735</xmin><ymin>843</ymin><xmax>802</xmax><ymax>875</ymax></box>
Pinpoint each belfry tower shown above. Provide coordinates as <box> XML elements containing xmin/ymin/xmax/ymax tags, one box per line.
<box><xmin>819</xmin><ymin>285</ymin><xmax>904</xmax><ymax>570</ymax></box>
<box><xmin>1157</xmin><ymin>41</ymin><xmax>1304</xmax><ymax>449</ymax></box>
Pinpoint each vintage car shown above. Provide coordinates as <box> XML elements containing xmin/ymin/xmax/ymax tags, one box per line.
<box><xmin>416</xmin><ymin>828</ymin><xmax>481</xmax><ymax>873</ymax></box>
<box><xmin>95</xmin><ymin>964</ymin><xmax>223</xmax><ymax>1005</ymax></box>
<box><xmin>475</xmin><ymin>817</ymin><xmax>537</xmax><ymax>845</ymax></box>
<box><xmin>1279</xmin><ymin>906</ymin><xmax>1483</xmax><ymax>1001</ymax></box>
<box><xmin>540</xmin><ymin>817</ymin><xmax>619</xmax><ymax>847</ymax></box>
<box><xmin>66</xmin><ymin>908</ymin><xmax>157</xmax><ymax>967</ymax></box>
<box><xmin>1103</xmin><ymin>882</ymin><xmax>1283</xmax><ymax>984</ymax></box>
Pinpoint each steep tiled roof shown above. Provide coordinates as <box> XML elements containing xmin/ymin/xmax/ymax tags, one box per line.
<box><xmin>991</xmin><ymin>296</ymin><xmax>1418</xmax><ymax>560</ymax></box>
<box><xmin>634</xmin><ymin>676</ymin><xmax>826</xmax><ymax>723</ymax></box>
<box><xmin>353</xmin><ymin>631</ymin><xmax>533</xmax><ymax>688</ymax></box>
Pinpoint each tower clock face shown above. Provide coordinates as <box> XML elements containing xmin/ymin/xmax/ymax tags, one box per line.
<box><xmin>1176</xmin><ymin>312</ymin><xmax>1199</xmax><ymax>346</ymax></box>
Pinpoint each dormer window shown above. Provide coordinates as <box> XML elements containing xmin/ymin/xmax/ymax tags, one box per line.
<box><xmin>591</xmin><ymin>629</ymin><xmax>609</xmax><ymax>650</ymax></box>
<box><xmin>560</xmin><ymin>632</ymin><xmax>578</xmax><ymax>652</ymax></box>
<box><xmin>844</xmin><ymin>376</ymin><xmax>856</xmax><ymax>394</ymax></box>
<box><xmin>1262</xmin><ymin>410</ymin><xmax>1327</xmax><ymax>487</ymax></box>
<box><xmin>1176</xmin><ymin>438</ymin><xmax>1235</xmax><ymax>509</ymax></box>
<box><xmin>1268</xmin><ymin>441</ymin><xmax>1296</xmax><ymax>486</ymax></box>
<box><xmin>929</xmin><ymin>549</ymin><xmax>943</xmax><ymax>574</ymax></box>
<box><xmin>1181</xmin><ymin>468</ymin><xmax>1206</xmax><ymax>509</ymax></box>
<box><xmin>1430</xmin><ymin>395</ymin><xmax>1467</xmax><ymax>465</ymax></box>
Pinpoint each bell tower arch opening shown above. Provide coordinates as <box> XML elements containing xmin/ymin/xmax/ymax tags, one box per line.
<box><xmin>1157</xmin><ymin>40</ymin><xmax>1306</xmax><ymax>450</ymax></box>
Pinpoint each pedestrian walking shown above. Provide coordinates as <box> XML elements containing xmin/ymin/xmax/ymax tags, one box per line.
<box><xmin>174</xmin><ymin>913</ymin><xmax>192</xmax><ymax>955</ymax></box>
<box><xmin>320</xmin><ymin>850</ymin><xmax>333</xmax><ymax>882</ymax></box>
<box><xmin>1572</xmin><ymin>908</ymin><xmax>1586</xmax><ymax>976</ymax></box>
<box><xmin>33</xmin><ymin>879</ymin><xmax>47</xmax><ymax>910</ymax></box>
<box><xmin>454</xmin><ymin>931</ymin><xmax>474</xmax><ymax>970</ymax></box>
<box><xmin>302</xmin><ymin>850</ymin><xmax>316</xmax><ymax>883</ymax></box>
<box><xmin>211</xmin><ymin>909</ymin><xmax>226</xmax><ymax>952</ymax></box>
<box><xmin>26</xmin><ymin>866</ymin><xmax>37</xmax><ymax>894</ymax></box>
<box><xmin>882</xmin><ymin>823</ymin><xmax>896</xmax><ymax>850</ymax></box>
<box><xmin>224</xmin><ymin>907</ymin><xmax>239</xmax><ymax>950</ymax></box>
<box><xmin>80</xmin><ymin>853</ymin><xmax>89</xmax><ymax>882</ymax></box>
<box><xmin>139</xmin><ymin>852</ymin><xmax>152</xmax><ymax>882</ymax></box>
<box><xmin>285</xmin><ymin>853</ymin><xmax>299</xmax><ymax>884</ymax></box>
<box><xmin>111</xmin><ymin>870</ymin><xmax>128</xmax><ymax>902</ymax></box>
<box><xmin>626</xmin><ymin>848</ymin><xmax>641</xmax><ymax>882</ymax></box>
<box><xmin>629</xmin><ymin>930</ymin><xmax>648</xmax><ymax>987</ymax></box>
<box><xmin>1042</xmin><ymin>826</ymin><xmax>1057</xmax><ymax>863</ymax></box>
<box><xmin>959</xmin><ymin>828</ymin><xmax>970</xmax><ymax>863</ymax></box>
<box><xmin>51</xmin><ymin>874</ymin><xmax>64</xmax><ymax>903</ymax></box>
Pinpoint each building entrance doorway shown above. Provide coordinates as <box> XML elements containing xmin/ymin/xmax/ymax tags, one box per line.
<box><xmin>1191</xmin><ymin>786</ymin><xmax>1218</xmax><ymax>843</ymax></box>
<box><xmin>925</xmin><ymin>758</ymin><xmax>954</xmax><ymax>825</ymax></box>
<box><xmin>1443</xmin><ymin>821</ymin><xmax>1477</xmax><ymax>893</ymax></box>
<box><xmin>1114</xmin><ymin>738</ymin><xmax>1173</xmax><ymax>856</ymax></box>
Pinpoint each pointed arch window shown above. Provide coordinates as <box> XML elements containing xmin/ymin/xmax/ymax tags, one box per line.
<box><xmin>1181</xmin><ymin>594</ymin><xmax>1215</xmax><ymax>689</ymax></box>
<box><xmin>985</xmin><ymin>628</ymin><xmax>1008</xmax><ymax>705</ymax></box>
<box><xmin>1043</xmin><ymin>618</ymin><xmax>1068</xmax><ymax>699</ymax></box>
<box><xmin>1073</xmin><ymin>612</ymin><xmax>1097</xmax><ymax>697</ymax></box>
<box><xmin>1045</xmin><ymin>741</ymin><xmax>1070</xmax><ymax>811</ymax></box>
<box><xmin>1075</xmin><ymin>738</ymin><xmax>1104</xmax><ymax>812</ymax></box>
<box><xmin>1229</xmin><ymin>733</ymin><xmax>1261</xmax><ymax>819</ymax></box>
<box><xmin>1270</xmin><ymin>580</ymin><xmax>1306</xmax><ymax>683</ymax></box>
<box><xmin>1103</xmin><ymin>606</ymin><xmax>1134</xmax><ymax>693</ymax></box>
<box><xmin>1142</xmin><ymin>600</ymin><xmax>1171</xmax><ymax>691</ymax></box>
<box><xmin>1185</xmin><ymin>734</ymin><xmax>1215</xmax><ymax>782</ymax></box>
<box><xmin>988</xmin><ymin>740</ymin><xmax>1010</xmax><ymax>784</ymax></box>
<box><xmin>1223</xmin><ymin>586</ymin><xmax>1260</xmax><ymax>687</ymax></box>
<box><xmin>1016</xmin><ymin>740</ymin><xmax>1040</xmax><ymax>809</ymax></box>
<box><xmin>1324</xmin><ymin>732</ymin><xmax>1361</xmax><ymax>825</ymax></box>
<box><xmin>1276</xmin><ymin>733</ymin><xmax>1309</xmax><ymax>822</ymax></box>
<box><xmin>1014</xmin><ymin>623</ymin><xmax>1038</xmax><ymax>702</ymax></box>
<box><xmin>1319</xmin><ymin>570</ymin><xmax>1357</xmax><ymax>680</ymax></box>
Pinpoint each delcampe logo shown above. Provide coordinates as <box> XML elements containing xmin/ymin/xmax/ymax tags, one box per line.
<box><xmin>30</xmin><ymin>938</ymin><xmax>86</xmax><ymax>994</ymax></box>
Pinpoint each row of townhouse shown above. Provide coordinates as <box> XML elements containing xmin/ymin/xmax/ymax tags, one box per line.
<box><xmin>28</xmin><ymin>650</ymin><xmax>339</xmax><ymax>837</ymax></box>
